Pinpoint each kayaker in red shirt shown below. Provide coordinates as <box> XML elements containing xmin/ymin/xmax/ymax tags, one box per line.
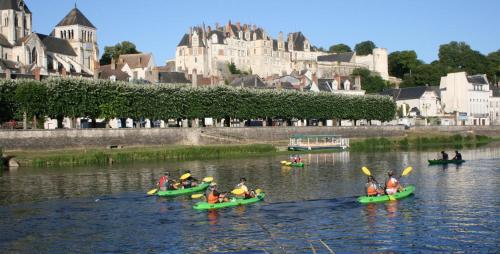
<box><xmin>157</xmin><ymin>172</ymin><xmax>170</xmax><ymax>191</ymax></box>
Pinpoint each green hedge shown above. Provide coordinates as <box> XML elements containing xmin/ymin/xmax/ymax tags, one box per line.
<box><xmin>0</xmin><ymin>78</ymin><xmax>396</xmax><ymax>124</ymax></box>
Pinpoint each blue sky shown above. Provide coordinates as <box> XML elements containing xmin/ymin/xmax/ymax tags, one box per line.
<box><xmin>27</xmin><ymin>0</ymin><xmax>499</xmax><ymax>65</ymax></box>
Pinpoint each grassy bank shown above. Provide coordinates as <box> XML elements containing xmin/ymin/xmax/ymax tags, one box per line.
<box><xmin>12</xmin><ymin>144</ymin><xmax>276</xmax><ymax>168</ymax></box>
<box><xmin>350</xmin><ymin>134</ymin><xmax>494</xmax><ymax>152</ymax></box>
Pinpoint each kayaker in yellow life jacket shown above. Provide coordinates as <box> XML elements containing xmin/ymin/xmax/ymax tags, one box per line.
<box><xmin>385</xmin><ymin>170</ymin><xmax>401</xmax><ymax>195</ymax></box>
<box><xmin>366</xmin><ymin>176</ymin><xmax>383</xmax><ymax>197</ymax></box>
<box><xmin>235</xmin><ymin>178</ymin><xmax>255</xmax><ymax>199</ymax></box>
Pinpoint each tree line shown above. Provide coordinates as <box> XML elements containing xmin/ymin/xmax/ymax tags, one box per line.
<box><xmin>0</xmin><ymin>78</ymin><xmax>396</xmax><ymax>129</ymax></box>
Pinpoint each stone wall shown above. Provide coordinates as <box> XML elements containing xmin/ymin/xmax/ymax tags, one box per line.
<box><xmin>1</xmin><ymin>125</ymin><xmax>499</xmax><ymax>150</ymax></box>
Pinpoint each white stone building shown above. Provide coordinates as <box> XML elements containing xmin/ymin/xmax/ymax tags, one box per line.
<box><xmin>175</xmin><ymin>21</ymin><xmax>389</xmax><ymax>82</ymax></box>
<box><xmin>490</xmin><ymin>84</ymin><xmax>500</xmax><ymax>125</ymax></box>
<box><xmin>117</xmin><ymin>53</ymin><xmax>155</xmax><ymax>81</ymax></box>
<box><xmin>0</xmin><ymin>1</ymin><xmax>98</xmax><ymax>77</ymax></box>
<box><xmin>440</xmin><ymin>72</ymin><xmax>490</xmax><ymax>125</ymax></box>
<box><xmin>380</xmin><ymin>86</ymin><xmax>442</xmax><ymax>117</ymax></box>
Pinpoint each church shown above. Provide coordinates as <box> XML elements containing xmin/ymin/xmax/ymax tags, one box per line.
<box><xmin>0</xmin><ymin>0</ymin><xmax>98</xmax><ymax>78</ymax></box>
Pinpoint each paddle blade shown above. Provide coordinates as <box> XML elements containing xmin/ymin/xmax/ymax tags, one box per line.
<box><xmin>191</xmin><ymin>194</ymin><xmax>204</xmax><ymax>199</ymax></box>
<box><xmin>231</xmin><ymin>188</ymin><xmax>245</xmax><ymax>195</ymax></box>
<box><xmin>147</xmin><ymin>189</ymin><xmax>158</xmax><ymax>195</ymax></box>
<box><xmin>180</xmin><ymin>173</ymin><xmax>191</xmax><ymax>180</ymax></box>
<box><xmin>402</xmin><ymin>166</ymin><xmax>413</xmax><ymax>176</ymax></box>
<box><xmin>202</xmin><ymin>177</ymin><xmax>213</xmax><ymax>183</ymax></box>
<box><xmin>388</xmin><ymin>195</ymin><xmax>396</xmax><ymax>201</ymax></box>
<box><xmin>362</xmin><ymin>167</ymin><xmax>372</xmax><ymax>176</ymax></box>
<box><xmin>255</xmin><ymin>189</ymin><xmax>262</xmax><ymax>194</ymax></box>
<box><xmin>286</xmin><ymin>162</ymin><xmax>292</xmax><ymax>166</ymax></box>
<box><xmin>280</xmin><ymin>161</ymin><xmax>287</xmax><ymax>164</ymax></box>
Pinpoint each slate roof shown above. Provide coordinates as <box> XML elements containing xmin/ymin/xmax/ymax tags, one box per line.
<box><xmin>0</xmin><ymin>58</ymin><xmax>19</xmax><ymax>70</ymax></box>
<box><xmin>36</xmin><ymin>33</ymin><xmax>77</xmax><ymax>56</ymax></box>
<box><xmin>380</xmin><ymin>86</ymin><xmax>437</xmax><ymax>100</ymax></box>
<box><xmin>317</xmin><ymin>52</ymin><xmax>355</xmax><ymax>63</ymax></box>
<box><xmin>467</xmin><ymin>74</ymin><xmax>488</xmax><ymax>85</ymax></box>
<box><xmin>157</xmin><ymin>72</ymin><xmax>190</xmax><ymax>83</ymax></box>
<box><xmin>0</xmin><ymin>0</ymin><xmax>19</xmax><ymax>11</ymax></box>
<box><xmin>230</xmin><ymin>75</ymin><xmax>267</xmax><ymax>89</ymax></box>
<box><xmin>99</xmin><ymin>64</ymin><xmax>130</xmax><ymax>81</ymax></box>
<box><xmin>178</xmin><ymin>34</ymin><xmax>189</xmax><ymax>46</ymax></box>
<box><xmin>118</xmin><ymin>53</ymin><xmax>152</xmax><ymax>69</ymax></box>
<box><xmin>0</xmin><ymin>34</ymin><xmax>11</xmax><ymax>47</ymax></box>
<box><xmin>56</xmin><ymin>7</ymin><xmax>95</xmax><ymax>28</ymax></box>
<box><xmin>208</xmin><ymin>30</ymin><xmax>225</xmax><ymax>44</ymax></box>
<box><xmin>289</xmin><ymin>32</ymin><xmax>306</xmax><ymax>51</ymax></box>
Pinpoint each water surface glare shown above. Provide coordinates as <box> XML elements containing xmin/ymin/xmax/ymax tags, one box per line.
<box><xmin>0</xmin><ymin>148</ymin><xmax>499</xmax><ymax>253</ymax></box>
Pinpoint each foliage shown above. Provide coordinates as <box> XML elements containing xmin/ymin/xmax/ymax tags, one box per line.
<box><xmin>99</xmin><ymin>41</ymin><xmax>141</xmax><ymax>65</ymax></box>
<box><xmin>228</xmin><ymin>62</ymin><xmax>243</xmax><ymax>75</ymax></box>
<box><xmin>354</xmin><ymin>41</ymin><xmax>376</xmax><ymax>56</ymax></box>
<box><xmin>352</xmin><ymin>68</ymin><xmax>389</xmax><ymax>94</ymax></box>
<box><xmin>0</xmin><ymin>79</ymin><xmax>17</xmax><ymax>122</ymax></box>
<box><xmin>388</xmin><ymin>50</ymin><xmax>423</xmax><ymax>79</ymax></box>
<box><xmin>14</xmin><ymin>80</ymin><xmax>48</xmax><ymax>119</ymax></box>
<box><xmin>400</xmin><ymin>62</ymin><xmax>448</xmax><ymax>87</ymax></box>
<box><xmin>438</xmin><ymin>41</ymin><xmax>490</xmax><ymax>76</ymax></box>
<box><xmin>0</xmin><ymin>78</ymin><xmax>397</xmax><ymax>125</ymax></box>
<box><xmin>329</xmin><ymin>43</ymin><xmax>352</xmax><ymax>53</ymax></box>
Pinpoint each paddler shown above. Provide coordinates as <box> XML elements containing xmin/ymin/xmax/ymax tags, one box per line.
<box><xmin>452</xmin><ymin>150</ymin><xmax>462</xmax><ymax>161</ymax></box>
<box><xmin>441</xmin><ymin>151</ymin><xmax>449</xmax><ymax>160</ymax></box>
<box><xmin>206</xmin><ymin>182</ymin><xmax>228</xmax><ymax>204</ymax></box>
<box><xmin>366</xmin><ymin>176</ymin><xmax>383</xmax><ymax>197</ymax></box>
<box><xmin>385</xmin><ymin>170</ymin><xmax>402</xmax><ymax>195</ymax></box>
<box><xmin>180</xmin><ymin>170</ymin><xmax>198</xmax><ymax>188</ymax></box>
<box><xmin>235</xmin><ymin>177</ymin><xmax>255</xmax><ymax>199</ymax></box>
<box><xmin>157</xmin><ymin>172</ymin><xmax>170</xmax><ymax>191</ymax></box>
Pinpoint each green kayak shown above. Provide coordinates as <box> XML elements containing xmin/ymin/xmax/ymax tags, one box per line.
<box><xmin>282</xmin><ymin>162</ymin><xmax>304</xmax><ymax>167</ymax></box>
<box><xmin>428</xmin><ymin>159</ymin><xmax>465</xmax><ymax>165</ymax></box>
<box><xmin>157</xmin><ymin>182</ymin><xmax>209</xmax><ymax>197</ymax></box>
<box><xmin>193</xmin><ymin>193</ymin><xmax>266</xmax><ymax>210</ymax></box>
<box><xmin>357</xmin><ymin>185</ymin><xmax>415</xmax><ymax>204</ymax></box>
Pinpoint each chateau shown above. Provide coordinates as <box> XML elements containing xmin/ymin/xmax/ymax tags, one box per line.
<box><xmin>175</xmin><ymin>21</ymin><xmax>389</xmax><ymax>83</ymax></box>
<box><xmin>0</xmin><ymin>0</ymin><xmax>98</xmax><ymax>77</ymax></box>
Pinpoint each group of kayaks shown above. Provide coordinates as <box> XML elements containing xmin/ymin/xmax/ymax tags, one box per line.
<box><xmin>148</xmin><ymin>177</ymin><xmax>266</xmax><ymax>211</ymax></box>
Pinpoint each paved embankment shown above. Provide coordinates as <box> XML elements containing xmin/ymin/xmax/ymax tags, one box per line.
<box><xmin>1</xmin><ymin>125</ymin><xmax>499</xmax><ymax>150</ymax></box>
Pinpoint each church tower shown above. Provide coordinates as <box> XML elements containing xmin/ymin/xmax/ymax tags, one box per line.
<box><xmin>53</xmin><ymin>5</ymin><xmax>98</xmax><ymax>74</ymax></box>
<box><xmin>0</xmin><ymin>0</ymin><xmax>31</xmax><ymax>61</ymax></box>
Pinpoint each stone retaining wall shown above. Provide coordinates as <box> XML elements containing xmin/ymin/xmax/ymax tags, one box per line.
<box><xmin>1</xmin><ymin>125</ymin><xmax>499</xmax><ymax>150</ymax></box>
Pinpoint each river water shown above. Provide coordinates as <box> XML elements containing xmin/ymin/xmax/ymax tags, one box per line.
<box><xmin>0</xmin><ymin>147</ymin><xmax>499</xmax><ymax>253</ymax></box>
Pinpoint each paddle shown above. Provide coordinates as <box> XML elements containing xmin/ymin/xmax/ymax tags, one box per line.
<box><xmin>361</xmin><ymin>166</ymin><xmax>372</xmax><ymax>176</ymax></box>
<box><xmin>180</xmin><ymin>173</ymin><xmax>191</xmax><ymax>180</ymax></box>
<box><xmin>280</xmin><ymin>160</ymin><xmax>288</xmax><ymax>164</ymax></box>
<box><xmin>202</xmin><ymin>176</ymin><xmax>214</xmax><ymax>183</ymax></box>
<box><xmin>191</xmin><ymin>193</ymin><xmax>204</xmax><ymax>199</ymax></box>
<box><xmin>147</xmin><ymin>188</ymin><xmax>158</xmax><ymax>195</ymax></box>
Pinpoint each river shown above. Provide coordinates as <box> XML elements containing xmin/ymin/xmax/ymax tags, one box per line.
<box><xmin>0</xmin><ymin>147</ymin><xmax>499</xmax><ymax>253</ymax></box>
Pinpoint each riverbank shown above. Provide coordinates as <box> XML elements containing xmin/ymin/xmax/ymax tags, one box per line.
<box><xmin>4</xmin><ymin>133</ymin><xmax>499</xmax><ymax>168</ymax></box>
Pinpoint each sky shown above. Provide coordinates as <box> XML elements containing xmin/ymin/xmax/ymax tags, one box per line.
<box><xmin>26</xmin><ymin>0</ymin><xmax>500</xmax><ymax>66</ymax></box>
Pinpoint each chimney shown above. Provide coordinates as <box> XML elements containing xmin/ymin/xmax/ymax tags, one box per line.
<box><xmin>215</xmin><ymin>22</ymin><xmax>219</xmax><ymax>29</ymax></box>
<box><xmin>34</xmin><ymin>67</ymin><xmax>41</xmax><ymax>81</ymax></box>
<box><xmin>139</xmin><ymin>57</ymin><xmax>142</xmax><ymax>65</ymax></box>
<box><xmin>111</xmin><ymin>58</ymin><xmax>116</xmax><ymax>70</ymax></box>
<box><xmin>192</xmin><ymin>69</ymin><xmax>198</xmax><ymax>88</ymax></box>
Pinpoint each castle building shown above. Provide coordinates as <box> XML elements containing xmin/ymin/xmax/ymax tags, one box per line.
<box><xmin>0</xmin><ymin>0</ymin><xmax>98</xmax><ymax>77</ymax></box>
<box><xmin>175</xmin><ymin>21</ymin><xmax>389</xmax><ymax>83</ymax></box>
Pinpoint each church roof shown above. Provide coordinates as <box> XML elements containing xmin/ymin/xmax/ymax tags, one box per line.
<box><xmin>56</xmin><ymin>7</ymin><xmax>95</xmax><ymax>28</ymax></box>
<box><xmin>36</xmin><ymin>33</ymin><xmax>77</xmax><ymax>56</ymax></box>
<box><xmin>0</xmin><ymin>0</ymin><xmax>30</xmax><ymax>13</ymax></box>
<box><xmin>380</xmin><ymin>86</ymin><xmax>436</xmax><ymax>100</ymax></box>
<box><xmin>0</xmin><ymin>34</ymin><xmax>12</xmax><ymax>47</ymax></box>
<box><xmin>289</xmin><ymin>32</ymin><xmax>306</xmax><ymax>51</ymax></box>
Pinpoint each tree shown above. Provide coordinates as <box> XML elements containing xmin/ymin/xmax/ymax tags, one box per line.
<box><xmin>438</xmin><ymin>41</ymin><xmax>490</xmax><ymax>77</ymax></box>
<box><xmin>352</xmin><ymin>68</ymin><xmax>388</xmax><ymax>94</ymax></box>
<box><xmin>354</xmin><ymin>41</ymin><xmax>376</xmax><ymax>56</ymax></box>
<box><xmin>400</xmin><ymin>62</ymin><xmax>447</xmax><ymax>87</ymax></box>
<box><xmin>14</xmin><ymin>81</ymin><xmax>48</xmax><ymax>129</ymax></box>
<box><xmin>228</xmin><ymin>62</ymin><xmax>241</xmax><ymax>75</ymax></box>
<box><xmin>329</xmin><ymin>43</ymin><xmax>352</xmax><ymax>53</ymax></box>
<box><xmin>99</xmin><ymin>41</ymin><xmax>141</xmax><ymax>65</ymax></box>
<box><xmin>487</xmin><ymin>50</ymin><xmax>500</xmax><ymax>83</ymax></box>
<box><xmin>388</xmin><ymin>50</ymin><xmax>422</xmax><ymax>79</ymax></box>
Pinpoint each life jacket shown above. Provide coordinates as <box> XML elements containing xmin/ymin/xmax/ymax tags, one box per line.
<box><xmin>386</xmin><ymin>177</ymin><xmax>398</xmax><ymax>189</ymax></box>
<box><xmin>367</xmin><ymin>183</ymin><xmax>378</xmax><ymax>196</ymax></box>
<box><xmin>158</xmin><ymin>176</ymin><xmax>168</xmax><ymax>187</ymax></box>
<box><xmin>207</xmin><ymin>192</ymin><xmax>219</xmax><ymax>204</ymax></box>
